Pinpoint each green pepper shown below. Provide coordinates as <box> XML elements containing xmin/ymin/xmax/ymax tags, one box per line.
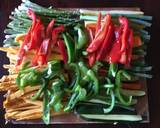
<box><xmin>62</xmin><ymin>32</ymin><xmax>75</xmax><ymax>63</ymax></box>
<box><xmin>42</xmin><ymin>89</ymin><xmax>50</xmax><ymax>125</ymax></box>
<box><xmin>87</xmin><ymin>70</ymin><xmax>99</xmax><ymax>95</ymax></box>
<box><xmin>74</xmin><ymin>24</ymin><xmax>88</xmax><ymax>49</ymax></box>
<box><xmin>67</xmin><ymin>63</ymin><xmax>80</xmax><ymax>91</ymax></box>
<box><xmin>78</xmin><ymin>61</ymin><xmax>99</xmax><ymax>96</ymax></box>
<box><xmin>115</xmin><ymin>70</ymin><xmax>132</xmax><ymax>106</ymax></box>
<box><xmin>103</xmin><ymin>89</ymin><xmax>115</xmax><ymax>113</ymax></box>
<box><xmin>64</xmin><ymin>85</ymin><xmax>86</xmax><ymax>112</ymax></box>
<box><xmin>101</xmin><ymin>77</ymin><xmax>115</xmax><ymax>113</ymax></box>
<box><xmin>64</xmin><ymin>91</ymin><xmax>79</xmax><ymax>112</ymax></box>
<box><xmin>91</xmin><ymin>61</ymin><xmax>103</xmax><ymax>73</ymax></box>
<box><xmin>46</xmin><ymin>60</ymin><xmax>61</xmax><ymax>79</ymax></box>
<box><xmin>78</xmin><ymin>61</ymin><xmax>88</xmax><ymax>73</ymax></box>
<box><xmin>31</xmin><ymin>78</ymin><xmax>46</xmax><ymax>100</ymax></box>
<box><xmin>108</xmin><ymin>63</ymin><xmax>118</xmax><ymax>78</ymax></box>
<box><xmin>49</xmin><ymin>80</ymin><xmax>64</xmax><ymax>112</ymax></box>
<box><xmin>21</xmin><ymin>61</ymin><xmax>31</xmax><ymax>70</ymax></box>
<box><xmin>16</xmin><ymin>67</ymin><xmax>42</xmax><ymax>90</ymax></box>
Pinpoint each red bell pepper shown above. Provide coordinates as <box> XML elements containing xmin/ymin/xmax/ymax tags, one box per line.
<box><xmin>39</xmin><ymin>38</ymin><xmax>51</xmax><ymax>64</ymax></box>
<box><xmin>27</xmin><ymin>9</ymin><xmax>37</xmax><ymax>31</ymax></box>
<box><xmin>126</xmin><ymin>29</ymin><xmax>134</xmax><ymax>66</ymax></box>
<box><xmin>16</xmin><ymin>9</ymin><xmax>39</xmax><ymax>66</ymax></box>
<box><xmin>86</xmin><ymin>24</ymin><xmax>96</xmax><ymax>39</ymax></box>
<box><xmin>52</xmin><ymin>25</ymin><xmax>65</xmax><ymax>45</ymax></box>
<box><xmin>86</xmin><ymin>14</ymin><xmax>111</xmax><ymax>53</ymax></box>
<box><xmin>95</xmin><ymin>12</ymin><xmax>102</xmax><ymax>34</ymax></box>
<box><xmin>119</xmin><ymin>50</ymin><xmax>127</xmax><ymax>64</ymax></box>
<box><xmin>107</xmin><ymin>26</ymin><xmax>122</xmax><ymax>64</ymax></box>
<box><xmin>16</xmin><ymin>29</ymin><xmax>31</xmax><ymax>66</ymax></box>
<box><xmin>86</xmin><ymin>26</ymin><xmax>96</xmax><ymax>66</ymax></box>
<box><xmin>108</xmin><ymin>18</ymin><xmax>133</xmax><ymax>66</ymax></box>
<box><xmin>108</xmin><ymin>39</ymin><xmax>121</xmax><ymax>64</ymax></box>
<box><xmin>46</xmin><ymin>19</ymin><xmax>55</xmax><ymax>38</ymax></box>
<box><xmin>88</xmin><ymin>53</ymin><xmax>96</xmax><ymax>66</ymax></box>
<box><xmin>27</xmin><ymin>19</ymin><xmax>45</xmax><ymax>50</ymax></box>
<box><xmin>32</xmin><ymin>20</ymin><xmax>56</xmax><ymax>65</ymax></box>
<box><xmin>32</xmin><ymin>49</ymin><xmax>39</xmax><ymax>66</ymax></box>
<box><xmin>119</xmin><ymin>16</ymin><xmax>129</xmax><ymax>52</ymax></box>
<box><xmin>57</xmin><ymin>39</ymin><xmax>68</xmax><ymax>63</ymax></box>
<box><xmin>33</xmin><ymin>38</ymin><xmax>51</xmax><ymax>65</ymax></box>
<box><xmin>87</xmin><ymin>28</ymin><xmax>94</xmax><ymax>42</ymax></box>
<box><xmin>16</xmin><ymin>9</ymin><xmax>66</xmax><ymax>66</ymax></box>
<box><xmin>96</xmin><ymin>24</ymin><xmax>114</xmax><ymax>60</ymax></box>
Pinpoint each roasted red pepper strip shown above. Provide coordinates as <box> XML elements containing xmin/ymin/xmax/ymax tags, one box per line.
<box><xmin>57</xmin><ymin>39</ymin><xmax>68</xmax><ymax>63</ymax></box>
<box><xmin>119</xmin><ymin>16</ymin><xmax>129</xmax><ymax>52</ymax></box>
<box><xmin>96</xmin><ymin>24</ymin><xmax>114</xmax><ymax>60</ymax></box>
<box><xmin>87</xmin><ymin>14</ymin><xmax>111</xmax><ymax>53</ymax></box>
<box><xmin>52</xmin><ymin>25</ymin><xmax>65</xmax><ymax>45</ymax></box>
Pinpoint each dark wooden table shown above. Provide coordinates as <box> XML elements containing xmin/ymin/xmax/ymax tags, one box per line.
<box><xmin>0</xmin><ymin>0</ymin><xmax>160</xmax><ymax>127</ymax></box>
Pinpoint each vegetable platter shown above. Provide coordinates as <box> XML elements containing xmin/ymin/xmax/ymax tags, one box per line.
<box><xmin>0</xmin><ymin>0</ymin><xmax>152</xmax><ymax>125</ymax></box>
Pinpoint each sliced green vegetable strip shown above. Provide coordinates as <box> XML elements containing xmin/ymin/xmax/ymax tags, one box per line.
<box><xmin>74</xmin><ymin>24</ymin><xmax>88</xmax><ymax>49</ymax></box>
<box><xmin>49</xmin><ymin>80</ymin><xmax>63</xmax><ymax>112</ymax></box>
<box><xmin>103</xmin><ymin>90</ymin><xmax>115</xmax><ymax>113</ymax></box>
<box><xmin>42</xmin><ymin>89</ymin><xmax>50</xmax><ymax>125</ymax></box>
<box><xmin>115</xmin><ymin>70</ymin><xmax>132</xmax><ymax>106</ymax></box>
<box><xmin>62</xmin><ymin>32</ymin><xmax>75</xmax><ymax>63</ymax></box>
<box><xmin>80</xmin><ymin>114</ymin><xmax>142</xmax><ymax>122</ymax></box>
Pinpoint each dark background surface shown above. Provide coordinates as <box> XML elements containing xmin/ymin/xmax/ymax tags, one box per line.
<box><xmin>0</xmin><ymin>0</ymin><xmax>160</xmax><ymax>128</ymax></box>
